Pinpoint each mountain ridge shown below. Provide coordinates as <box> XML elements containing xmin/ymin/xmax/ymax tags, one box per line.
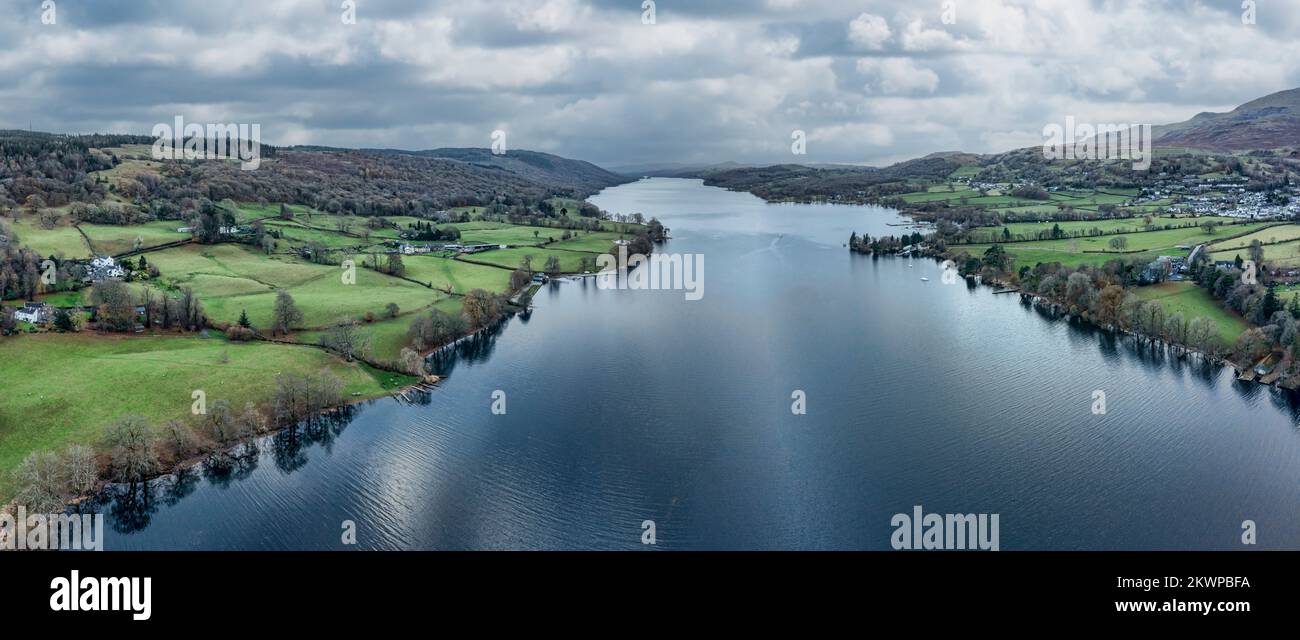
<box><xmin>1152</xmin><ymin>87</ymin><xmax>1300</xmax><ymax>152</ymax></box>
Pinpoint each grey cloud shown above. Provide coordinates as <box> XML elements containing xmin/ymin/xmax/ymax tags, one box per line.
<box><xmin>0</xmin><ymin>0</ymin><xmax>1297</xmax><ymax>168</ymax></box>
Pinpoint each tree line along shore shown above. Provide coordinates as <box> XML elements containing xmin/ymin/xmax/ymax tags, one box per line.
<box><xmin>845</xmin><ymin>166</ymin><xmax>1300</xmax><ymax>385</ymax></box>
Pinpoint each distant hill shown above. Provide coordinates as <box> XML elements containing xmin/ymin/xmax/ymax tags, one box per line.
<box><xmin>0</xmin><ymin>131</ymin><xmax>633</xmax><ymax>215</ymax></box>
<box><xmin>389</xmin><ymin>147</ymin><xmax>630</xmax><ymax>196</ymax></box>
<box><xmin>1154</xmin><ymin>88</ymin><xmax>1300</xmax><ymax>152</ymax></box>
<box><xmin>685</xmin><ymin>156</ymin><xmax>959</xmax><ymax>202</ymax></box>
<box><xmin>606</xmin><ymin>161</ymin><xmax>754</xmax><ymax>177</ymax></box>
<box><xmin>283</xmin><ymin>145</ymin><xmax>631</xmax><ymax>199</ymax></box>
<box><xmin>673</xmin><ymin>89</ymin><xmax>1300</xmax><ymax>204</ymax></box>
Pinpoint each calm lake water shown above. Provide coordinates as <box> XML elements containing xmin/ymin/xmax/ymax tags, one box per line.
<box><xmin>93</xmin><ymin>178</ymin><xmax>1300</xmax><ymax>550</ymax></box>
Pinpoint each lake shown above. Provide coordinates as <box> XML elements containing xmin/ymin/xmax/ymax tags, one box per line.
<box><xmin>93</xmin><ymin>178</ymin><xmax>1300</xmax><ymax>550</ymax></box>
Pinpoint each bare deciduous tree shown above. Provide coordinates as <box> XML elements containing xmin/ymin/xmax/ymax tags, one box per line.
<box><xmin>14</xmin><ymin>451</ymin><xmax>66</xmax><ymax>513</ymax></box>
<box><xmin>321</xmin><ymin>317</ymin><xmax>370</xmax><ymax>361</ymax></box>
<box><xmin>272</xmin><ymin>289</ymin><xmax>304</xmax><ymax>336</ymax></box>
<box><xmin>103</xmin><ymin>416</ymin><xmax>158</xmax><ymax>484</ymax></box>
<box><xmin>63</xmin><ymin>444</ymin><xmax>99</xmax><ymax>498</ymax></box>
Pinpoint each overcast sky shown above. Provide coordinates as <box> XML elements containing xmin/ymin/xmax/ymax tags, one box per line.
<box><xmin>2</xmin><ymin>0</ymin><xmax>1298</xmax><ymax>168</ymax></box>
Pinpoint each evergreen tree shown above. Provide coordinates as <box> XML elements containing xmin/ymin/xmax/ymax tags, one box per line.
<box><xmin>1261</xmin><ymin>286</ymin><xmax>1280</xmax><ymax>321</ymax></box>
<box><xmin>54</xmin><ymin>308</ymin><xmax>74</xmax><ymax>332</ymax></box>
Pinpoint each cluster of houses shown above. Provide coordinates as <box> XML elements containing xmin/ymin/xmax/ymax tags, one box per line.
<box><xmin>6</xmin><ymin>298</ymin><xmax>151</xmax><ymax>330</ymax></box>
<box><xmin>396</xmin><ymin>242</ymin><xmax>505</xmax><ymax>255</ymax></box>
<box><xmin>176</xmin><ymin>225</ymin><xmax>249</xmax><ymax>235</ymax></box>
<box><xmin>1140</xmin><ymin>255</ymin><xmax>1188</xmax><ymax>284</ymax></box>
<box><xmin>1137</xmin><ymin>180</ymin><xmax>1300</xmax><ymax>220</ymax></box>
<box><xmin>956</xmin><ymin>178</ymin><xmax>1014</xmax><ymax>193</ymax></box>
<box><xmin>4</xmin><ymin>255</ymin><xmax>132</xmax><ymax>329</ymax></box>
<box><xmin>1221</xmin><ymin>190</ymin><xmax>1300</xmax><ymax>220</ymax></box>
<box><xmin>84</xmin><ymin>256</ymin><xmax>125</xmax><ymax>282</ymax></box>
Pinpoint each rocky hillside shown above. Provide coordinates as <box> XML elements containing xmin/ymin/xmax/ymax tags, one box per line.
<box><xmin>1154</xmin><ymin>88</ymin><xmax>1300</xmax><ymax>152</ymax></box>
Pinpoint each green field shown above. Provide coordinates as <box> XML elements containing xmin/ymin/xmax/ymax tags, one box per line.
<box><xmin>900</xmin><ymin>184</ymin><xmax>1140</xmax><ymax>211</ymax></box>
<box><xmin>462</xmin><ymin>247</ymin><xmax>600</xmax><ymax>273</ymax></box>
<box><xmin>1203</xmin><ymin>224</ymin><xmax>1300</xmax><ymax>253</ymax></box>
<box><xmin>81</xmin><ymin>221</ymin><xmax>189</xmax><ymax>255</ymax></box>
<box><xmin>963</xmin><ymin>216</ymin><xmax>1237</xmax><ymax>244</ymax></box>
<box><xmin>899</xmin><ymin>188</ymin><xmax>980</xmax><ymax>203</ymax></box>
<box><xmin>296</xmin><ymin>297</ymin><xmax>466</xmax><ymax>362</ymax></box>
<box><xmin>0</xmin><ymin>333</ymin><xmax>404</xmax><ymax>501</ymax></box>
<box><xmin>1049</xmin><ymin>192</ymin><xmax>1133</xmax><ymax>207</ymax></box>
<box><xmin>5</xmin><ymin>217</ymin><xmax>89</xmax><ymax>257</ymax></box>
<box><xmin>1133</xmin><ymin>282</ymin><xmax>1248</xmax><ymax>347</ymax></box>
<box><xmin>547</xmin><ymin>231</ymin><xmax>629</xmax><ymax>253</ymax></box>
<box><xmin>400</xmin><ymin>255</ymin><xmax>514</xmax><ymax>294</ymax></box>
<box><xmin>548</xmin><ymin>197</ymin><xmax>588</xmax><ymax>216</ymax></box>
<box><xmin>986</xmin><ymin>204</ymin><xmax>1061</xmax><ymax>215</ymax></box>
<box><xmin>144</xmin><ymin>244</ymin><xmax>441</xmax><ymax>329</ymax></box>
<box><xmin>33</xmin><ymin>289</ymin><xmax>85</xmax><ymax>307</ymax></box>
<box><xmin>265</xmin><ymin>221</ymin><xmax>371</xmax><ymax>249</ymax></box>
<box><xmin>962</xmin><ymin>223</ymin><xmax>1275</xmax><ymax>270</ymax></box>
<box><xmin>1207</xmin><ymin>238</ymin><xmax>1300</xmax><ymax>268</ymax></box>
<box><xmin>451</xmin><ymin>224</ymin><xmax>566</xmax><ymax>246</ymax></box>
<box><xmin>1257</xmin><ymin>240</ymin><xmax>1300</xmax><ymax>266</ymax></box>
<box><xmin>963</xmin><ymin>195</ymin><xmax>1047</xmax><ymax>207</ymax></box>
<box><xmin>961</xmin><ymin>245</ymin><xmax>1146</xmax><ymax>269</ymax></box>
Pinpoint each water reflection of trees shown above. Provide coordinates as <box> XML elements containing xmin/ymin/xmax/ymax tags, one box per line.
<box><xmin>425</xmin><ymin>316</ymin><xmax>510</xmax><ymax>376</ymax></box>
<box><xmin>270</xmin><ymin>406</ymin><xmax>357</xmax><ymax>474</ymax></box>
<box><xmin>1042</xmin><ymin>303</ymin><xmax>1231</xmax><ymax>392</ymax></box>
<box><xmin>161</xmin><ymin>467</ymin><xmax>200</xmax><ymax>506</ymax></box>
<box><xmin>85</xmin><ymin>482</ymin><xmax>159</xmax><ymax>534</ymax></box>
<box><xmin>1082</xmin><ymin>317</ymin><xmax>1300</xmax><ymax>423</ymax></box>
<box><xmin>93</xmin><ymin>405</ymin><xmax>363</xmax><ymax>534</ymax></box>
<box><xmin>202</xmin><ymin>441</ymin><xmax>262</xmax><ymax>489</ymax></box>
<box><xmin>1264</xmin><ymin>386</ymin><xmax>1300</xmax><ymax>426</ymax></box>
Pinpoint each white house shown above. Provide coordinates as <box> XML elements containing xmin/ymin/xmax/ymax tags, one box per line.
<box><xmin>14</xmin><ymin>302</ymin><xmax>51</xmax><ymax>324</ymax></box>
<box><xmin>85</xmin><ymin>256</ymin><xmax>125</xmax><ymax>282</ymax></box>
